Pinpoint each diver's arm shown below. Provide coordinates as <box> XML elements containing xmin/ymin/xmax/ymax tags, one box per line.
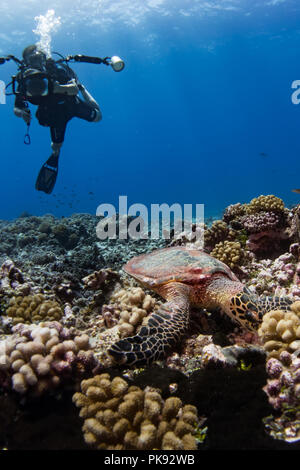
<box><xmin>78</xmin><ymin>83</ymin><xmax>102</xmax><ymax>121</ymax></box>
<box><xmin>52</xmin><ymin>78</ymin><xmax>79</xmax><ymax>96</ymax></box>
<box><xmin>13</xmin><ymin>95</ymin><xmax>31</xmax><ymax>124</ymax></box>
<box><xmin>78</xmin><ymin>83</ymin><xmax>100</xmax><ymax>109</ymax></box>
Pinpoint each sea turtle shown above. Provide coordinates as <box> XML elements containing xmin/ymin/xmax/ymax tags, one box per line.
<box><xmin>108</xmin><ymin>246</ymin><xmax>292</xmax><ymax>366</ymax></box>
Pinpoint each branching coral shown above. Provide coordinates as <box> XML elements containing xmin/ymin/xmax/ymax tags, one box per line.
<box><xmin>72</xmin><ymin>373</ymin><xmax>199</xmax><ymax>450</ymax></box>
<box><xmin>5</xmin><ymin>294</ymin><xmax>63</xmax><ymax>325</ymax></box>
<box><xmin>258</xmin><ymin>301</ymin><xmax>300</xmax><ymax>358</ymax></box>
<box><xmin>82</xmin><ymin>269</ymin><xmax>119</xmax><ymax>291</ymax></box>
<box><xmin>0</xmin><ymin>321</ymin><xmax>98</xmax><ymax>395</ymax></box>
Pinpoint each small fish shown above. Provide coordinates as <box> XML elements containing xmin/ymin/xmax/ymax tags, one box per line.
<box><xmin>292</xmin><ymin>189</ymin><xmax>300</xmax><ymax>194</ymax></box>
<box><xmin>259</xmin><ymin>152</ymin><xmax>268</xmax><ymax>157</ymax></box>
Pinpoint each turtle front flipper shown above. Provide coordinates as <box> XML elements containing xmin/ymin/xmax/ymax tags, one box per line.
<box><xmin>108</xmin><ymin>284</ymin><xmax>190</xmax><ymax>366</ymax></box>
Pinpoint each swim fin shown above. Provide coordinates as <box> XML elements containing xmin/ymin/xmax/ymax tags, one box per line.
<box><xmin>35</xmin><ymin>154</ymin><xmax>59</xmax><ymax>194</ymax></box>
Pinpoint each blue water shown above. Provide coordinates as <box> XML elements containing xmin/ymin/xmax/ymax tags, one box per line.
<box><xmin>1</xmin><ymin>0</ymin><xmax>300</xmax><ymax>220</ymax></box>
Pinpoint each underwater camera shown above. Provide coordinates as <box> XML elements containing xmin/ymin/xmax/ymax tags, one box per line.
<box><xmin>23</xmin><ymin>70</ymin><xmax>49</xmax><ymax>97</ymax></box>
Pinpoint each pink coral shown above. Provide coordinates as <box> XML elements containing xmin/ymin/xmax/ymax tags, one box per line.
<box><xmin>242</xmin><ymin>212</ymin><xmax>284</xmax><ymax>234</ymax></box>
<box><xmin>264</xmin><ymin>351</ymin><xmax>300</xmax><ymax>410</ymax></box>
<box><xmin>245</xmin><ymin>251</ymin><xmax>300</xmax><ymax>298</ymax></box>
<box><xmin>0</xmin><ymin>321</ymin><xmax>99</xmax><ymax>395</ymax></box>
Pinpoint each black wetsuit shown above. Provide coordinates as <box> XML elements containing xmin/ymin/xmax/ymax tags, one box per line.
<box><xmin>15</xmin><ymin>62</ymin><xmax>98</xmax><ymax>143</ymax></box>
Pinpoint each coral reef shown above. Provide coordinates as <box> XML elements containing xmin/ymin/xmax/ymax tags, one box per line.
<box><xmin>0</xmin><ymin>321</ymin><xmax>98</xmax><ymax>395</ymax></box>
<box><xmin>5</xmin><ymin>294</ymin><xmax>63</xmax><ymax>325</ymax></box>
<box><xmin>223</xmin><ymin>202</ymin><xmax>246</xmax><ymax>227</ymax></box>
<box><xmin>203</xmin><ymin>220</ymin><xmax>236</xmax><ymax>251</ymax></box>
<box><xmin>246</xmin><ymin>229</ymin><xmax>291</xmax><ymax>255</ymax></box>
<box><xmin>0</xmin><ymin>213</ymin><xmax>165</xmax><ymax>299</ymax></box>
<box><xmin>0</xmin><ymin>259</ymin><xmax>24</xmax><ymax>291</ymax></box>
<box><xmin>168</xmin><ymin>196</ymin><xmax>297</xmax><ymax>261</ymax></box>
<box><xmin>245</xmin><ymin>195</ymin><xmax>285</xmax><ymax>215</ymax></box>
<box><xmin>0</xmin><ymin>196</ymin><xmax>300</xmax><ymax>449</ymax></box>
<box><xmin>220</xmin><ymin>196</ymin><xmax>296</xmax><ymax>258</ymax></box>
<box><xmin>263</xmin><ymin>351</ymin><xmax>300</xmax><ymax>442</ymax></box>
<box><xmin>210</xmin><ymin>241</ymin><xmax>247</xmax><ymax>270</ymax></box>
<box><xmin>104</xmin><ymin>287</ymin><xmax>157</xmax><ymax>338</ymax></box>
<box><xmin>72</xmin><ymin>373</ymin><xmax>199</xmax><ymax>450</ymax></box>
<box><xmin>246</xmin><ymin>251</ymin><xmax>300</xmax><ymax>297</ymax></box>
<box><xmin>258</xmin><ymin>301</ymin><xmax>300</xmax><ymax>358</ymax></box>
<box><xmin>82</xmin><ymin>269</ymin><xmax>119</xmax><ymax>291</ymax></box>
<box><xmin>241</xmin><ymin>211</ymin><xmax>284</xmax><ymax>234</ymax></box>
<box><xmin>168</xmin><ymin>222</ymin><xmax>205</xmax><ymax>250</ymax></box>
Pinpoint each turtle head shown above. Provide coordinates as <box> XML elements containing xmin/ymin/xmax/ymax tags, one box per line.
<box><xmin>204</xmin><ymin>276</ymin><xmax>262</xmax><ymax>331</ymax></box>
<box><xmin>228</xmin><ymin>287</ymin><xmax>263</xmax><ymax>331</ymax></box>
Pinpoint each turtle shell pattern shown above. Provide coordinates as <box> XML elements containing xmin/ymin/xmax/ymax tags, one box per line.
<box><xmin>124</xmin><ymin>246</ymin><xmax>239</xmax><ymax>288</ymax></box>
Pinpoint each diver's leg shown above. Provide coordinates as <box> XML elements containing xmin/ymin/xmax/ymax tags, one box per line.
<box><xmin>35</xmin><ymin>126</ymin><xmax>66</xmax><ymax>194</ymax></box>
<box><xmin>51</xmin><ymin>141</ymin><xmax>62</xmax><ymax>157</ymax></box>
<box><xmin>50</xmin><ymin>127</ymin><xmax>66</xmax><ymax>156</ymax></box>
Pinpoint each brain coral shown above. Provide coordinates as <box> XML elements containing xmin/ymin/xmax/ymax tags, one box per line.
<box><xmin>0</xmin><ymin>321</ymin><xmax>97</xmax><ymax>395</ymax></box>
<box><xmin>258</xmin><ymin>301</ymin><xmax>300</xmax><ymax>358</ymax></box>
<box><xmin>210</xmin><ymin>240</ymin><xmax>246</xmax><ymax>270</ymax></box>
<box><xmin>5</xmin><ymin>294</ymin><xmax>63</xmax><ymax>325</ymax></box>
<box><xmin>246</xmin><ymin>195</ymin><xmax>285</xmax><ymax>215</ymax></box>
<box><xmin>73</xmin><ymin>373</ymin><xmax>199</xmax><ymax>450</ymax></box>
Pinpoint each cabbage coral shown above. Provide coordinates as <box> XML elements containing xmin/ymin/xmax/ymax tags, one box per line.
<box><xmin>258</xmin><ymin>301</ymin><xmax>300</xmax><ymax>358</ymax></box>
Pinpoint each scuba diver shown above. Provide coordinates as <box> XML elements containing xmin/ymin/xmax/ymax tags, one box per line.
<box><xmin>1</xmin><ymin>45</ymin><xmax>124</xmax><ymax>194</ymax></box>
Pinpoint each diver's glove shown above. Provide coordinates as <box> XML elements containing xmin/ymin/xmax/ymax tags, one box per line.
<box><xmin>53</xmin><ymin>79</ymin><xmax>79</xmax><ymax>96</ymax></box>
<box><xmin>14</xmin><ymin>107</ymin><xmax>31</xmax><ymax>124</ymax></box>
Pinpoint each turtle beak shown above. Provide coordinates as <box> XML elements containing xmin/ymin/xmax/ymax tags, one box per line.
<box><xmin>244</xmin><ymin>310</ymin><xmax>261</xmax><ymax>330</ymax></box>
